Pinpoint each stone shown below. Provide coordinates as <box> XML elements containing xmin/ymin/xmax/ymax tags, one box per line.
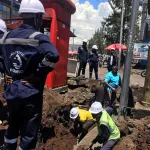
<box><xmin>146</xmin><ymin>137</ymin><xmax>150</xmax><ymax>144</ymax></box>
<box><xmin>147</xmin><ymin>124</ymin><xmax>150</xmax><ymax>129</ymax></box>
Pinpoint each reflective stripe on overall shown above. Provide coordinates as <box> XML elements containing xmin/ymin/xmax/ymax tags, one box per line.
<box><xmin>98</xmin><ymin>110</ymin><xmax>120</xmax><ymax>140</ymax></box>
<box><xmin>0</xmin><ymin>31</ymin><xmax>56</xmax><ymax>72</ymax></box>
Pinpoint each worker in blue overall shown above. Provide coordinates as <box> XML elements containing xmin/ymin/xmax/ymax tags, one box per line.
<box><xmin>0</xmin><ymin>0</ymin><xmax>59</xmax><ymax>149</ymax></box>
<box><xmin>89</xmin><ymin>45</ymin><xmax>99</xmax><ymax>80</ymax></box>
<box><xmin>0</xmin><ymin>19</ymin><xmax>7</xmax><ymax>77</ymax></box>
<box><xmin>0</xmin><ymin>19</ymin><xmax>7</xmax><ymax>126</ymax></box>
<box><xmin>77</xmin><ymin>39</ymin><xmax>89</xmax><ymax>77</ymax></box>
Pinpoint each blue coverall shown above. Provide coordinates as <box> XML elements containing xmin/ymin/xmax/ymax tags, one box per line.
<box><xmin>0</xmin><ymin>24</ymin><xmax>59</xmax><ymax>150</ymax></box>
<box><xmin>77</xmin><ymin>46</ymin><xmax>88</xmax><ymax>76</ymax></box>
<box><xmin>89</xmin><ymin>49</ymin><xmax>99</xmax><ymax>80</ymax></box>
<box><xmin>0</xmin><ymin>34</ymin><xmax>4</xmax><ymax>74</ymax></box>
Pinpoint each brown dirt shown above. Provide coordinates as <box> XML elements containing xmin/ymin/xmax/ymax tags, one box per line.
<box><xmin>0</xmin><ymin>79</ymin><xmax>149</xmax><ymax>150</ymax></box>
<box><xmin>38</xmin><ymin>87</ymin><xmax>77</xmax><ymax>150</ymax></box>
<box><xmin>113</xmin><ymin>116</ymin><xmax>150</xmax><ymax>150</ymax></box>
<box><xmin>37</xmin><ymin>123</ymin><xmax>76</xmax><ymax>150</ymax></box>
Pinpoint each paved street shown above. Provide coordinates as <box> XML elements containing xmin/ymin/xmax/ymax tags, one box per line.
<box><xmin>85</xmin><ymin>64</ymin><xmax>145</xmax><ymax>87</ymax></box>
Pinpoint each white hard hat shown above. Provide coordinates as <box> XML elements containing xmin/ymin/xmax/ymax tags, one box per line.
<box><xmin>89</xmin><ymin>102</ymin><xmax>103</xmax><ymax>114</ymax></box>
<box><xmin>92</xmin><ymin>45</ymin><xmax>98</xmax><ymax>50</ymax></box>
<box><xmin>70</xmin><ymin>108</ymin><xmax>79</xmax><ymax>119</ymax></box>
<box><xmin>0</xmin><ymin>19</ymin><xmax>7</xmax><ymax>33</ymax></box>
<box><xmin>83</xmin><ymin>39</ymin><xmax>88</xmax><ymax>43</ymax></box>
<box><xmin>19</xmin><ymin>0</ymin><xmax>46</xmax><ymax>14</ymax></box>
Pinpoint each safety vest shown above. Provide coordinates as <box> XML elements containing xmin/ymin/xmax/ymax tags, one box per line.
<box><xmin>98</xmin><ymin>110</ymin><xmax>120</xmax><ymax>140</ymax></box>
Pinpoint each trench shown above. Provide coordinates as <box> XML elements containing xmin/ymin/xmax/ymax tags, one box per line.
<box><xmin>0</xmin><ymin>82</ymin><xmax>149</xmax><ymax>150</ymax></box>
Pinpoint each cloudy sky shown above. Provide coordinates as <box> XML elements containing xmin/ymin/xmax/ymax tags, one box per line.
<box><xmin>70</xmin><ymin>0</ymin><xmax>113</xmax><ymax>45</ymax></box>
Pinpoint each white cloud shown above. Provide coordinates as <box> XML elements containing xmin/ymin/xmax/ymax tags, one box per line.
<box><xmin>70</xmin><ymin>0</ymin><xmax>112</xmax><ymax>45</ymax></box>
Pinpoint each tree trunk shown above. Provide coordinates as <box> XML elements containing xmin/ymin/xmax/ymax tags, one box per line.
<box><xmin>143</xmin><ymin>45</ymin><xmax>150</xmax><ymax>107</ymax></box>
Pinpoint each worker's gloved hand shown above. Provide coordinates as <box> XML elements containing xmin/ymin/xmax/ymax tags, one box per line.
<box><xmin>92</xmin><ymin>136</ymin><xmax>99</xmax><ymax>144</ymax></box>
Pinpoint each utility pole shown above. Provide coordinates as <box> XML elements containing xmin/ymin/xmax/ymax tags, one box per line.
<box><xmin>118</xmin><ymin>0</ymin><xmax>125</xmax><ymax>70</ymax></box>
<box><xmin>119</xmin><ymin>0</ymin><xmax>140</xmax><ymax>117</ymax></box>
<box><xmin>139</xmin><ymin>2</ymin><xmax>147</xmax><ymax>41</ymax></box>
<box><xmin>73</xmin><ymin>29</ymin><xmax>75</xmax><ymax>50</ymax></box>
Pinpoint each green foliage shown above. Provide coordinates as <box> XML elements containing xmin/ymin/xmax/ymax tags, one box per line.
<box><xmin>88</xmin><ymin>0</ymin><xmax>141</xmax><ymax>53</ymax></box>
<box><xmin>88</xmin><ymin>28</ymin><xmax>106</xmax><ymax>53</ymax></box>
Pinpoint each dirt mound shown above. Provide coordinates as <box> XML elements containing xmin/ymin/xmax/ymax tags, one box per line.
<box><xmin>37</xmin><ymin>87</ymin><xmax>77</xmax><ymax>150</ymax></box>
<box><xmin>113</xmin><ymin>116</ymin><xmax>150</xmax><ymax>150</ymax></box>
<box><xmin>37</xmin><ymin>123</ymin><xmax>76</xmax><ymax>150</ymax></box>
<box><xmin>42</xmin><ymin>87</ymin><xmax>71</xmax><ymax>128</ymax></box>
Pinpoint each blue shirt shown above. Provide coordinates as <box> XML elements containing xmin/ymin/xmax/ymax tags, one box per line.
<box><xmin>104</xmin><ymin>71</ymin><xmax>121</xmax><ymax>92</ymax></box>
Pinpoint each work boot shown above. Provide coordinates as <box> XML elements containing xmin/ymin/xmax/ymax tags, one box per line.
<box><xmin>95</xmin><ymin>73</ymin><xmax>99</xmax><ymax>80</ymax></box>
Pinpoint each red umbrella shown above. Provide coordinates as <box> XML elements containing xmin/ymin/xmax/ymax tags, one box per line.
<box><xmin>72</xmin><ymin>50</ymin><xmax>78</xmax><ymax>54</ymax></box>
<box><xmin>105</xmin><ymin>44</ymin><xmax>127</xmax><ymax>50</ymax></box>
<box><xmin>68</xmin><ymin>51</ymin><xmax>73</xmax><ymax>54</ymax></box>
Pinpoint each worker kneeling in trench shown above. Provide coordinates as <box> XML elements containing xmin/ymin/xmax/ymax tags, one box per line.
<box><xmin>89</xmin><ymin>102</ymin><xmax>120</xmax><ymax>150</ymax></box>
<box><xmin>70</xmin><ymin>107</ymin><xmax>96</xmax><ymax>143</ymax></box>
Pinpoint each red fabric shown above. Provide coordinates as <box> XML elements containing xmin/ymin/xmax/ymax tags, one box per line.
<box><xmin>105</xmin><ymin>44</ymin><xmax>127</xmax><ymax>50</ymax></box>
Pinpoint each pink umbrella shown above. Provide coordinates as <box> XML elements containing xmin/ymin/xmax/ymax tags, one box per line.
<box><xmin>105</xmin><ymin>44</ymin><xmax>127</xmax><ymax>50</ymax></box>
<box><xmin>68</xmin><ymin>51</ymin><xmax>73</xmax><ymax>55</ymax></box>
<box><xmin>72</xmin><ymin>50</ymin><xmax>78</xmax><ymax>54</ymax></box>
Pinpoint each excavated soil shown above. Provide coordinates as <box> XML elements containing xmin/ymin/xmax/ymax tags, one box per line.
<box><xmin>0</xmin><ymin>80</ymin><xmax>149</xmax><ymax>150</ymax></box>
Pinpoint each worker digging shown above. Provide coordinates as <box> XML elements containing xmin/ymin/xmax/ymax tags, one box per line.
<box><xmin>70</xmin><ymin>107</ymin><xmax>96</xmax><ymax>143</ymax></box>
<box><xmin>89</xmin><ymin>102</ymin><xmax>120</xmax><ymax>150</ymax></box>
<box><xmin>0</xmin><ymin>0</ymin><xmax>149</xmax><ymax>150</ymax></box>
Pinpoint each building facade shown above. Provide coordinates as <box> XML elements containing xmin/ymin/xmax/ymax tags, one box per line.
<box><xmin>0</xmin><ymin>0</ymin><xmax>20</xmax><ymax>23</ymax></box>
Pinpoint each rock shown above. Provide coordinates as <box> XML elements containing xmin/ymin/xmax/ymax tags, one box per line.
<box><xmin>115</xmin><ymin>120</ymin><xmax>129</xmax><ymax>136</ymax></box>
<box><xmin>130</xmin><ymin>83</ymin><xmax>140</xmax><ymax>89</ymax></box>
<box><xmin>147</xmin><ymin>124</ymin><xmax>150</xmax><ymax>129</ymax></box>
<box><xmin>135</xmin><ymin>102</ymin><xmax>146</xmax><ymax>110</ymax></box>
<box><xmin>68</xmin><ymin>76</ymin><xmax>89</xmax><ymax>86</ymax></box>
<box><xmin>146</xmin><ymin>136</ymin><xmax>150</xmax><ymax>144</ymax></box>
<box><xmin>113</xmin><ymin>136</ymin><xmax>136</xmax><ymax>150</ymax></box>
<box><xmin>127</xmin><ymin>122</ymin><xmax>135</xmax><ymax>128</ymax></box>
<box><xmin>132</xmin><ymin>109</ymin><xmax>150</xmax><ymax>119</ymax></box>
<box><xmin>141</xmin><ymin>143</ymin><xmax>148</xmax><ymax>150</ymax></box>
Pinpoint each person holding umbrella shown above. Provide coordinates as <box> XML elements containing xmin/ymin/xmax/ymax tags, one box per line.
<box><xmin>77</xmin><ymin>39</ymin><xmax>89</xmax><ymax>77</ymax></box>
<box><xmin>107</xmin><ymin>48</ymin><xmax>117</xmax><ymax>72</ymax></box>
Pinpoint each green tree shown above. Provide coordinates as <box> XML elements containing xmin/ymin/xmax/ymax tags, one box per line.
<box><xmin>102</xmin><ymin>0</ymin><xmax>140</xmax><ymax>45</ymax></box>
<box><xmin>88</xmin><ymin>28</ymin><xmax>106</xmax><ymax>54</ymax></box>
<box><xmin>89</xmin><ymin>0</ymin><xmax>141</xmax><ymax>53</ymax></box>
